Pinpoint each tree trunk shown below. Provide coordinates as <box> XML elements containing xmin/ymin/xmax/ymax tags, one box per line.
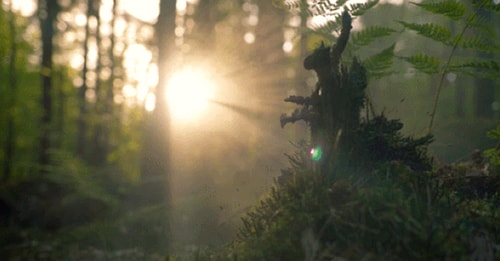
<box><xmin>140</xmin><ymin>0</ymin><xmax>176</xmax><ymax>207</ymax></box>
<box><xmin>193</xmin><ymin>0</ymin><xmax>216</xmax><ymax>53</ymax></box>
<box><xmin>474</xmin><ymin>79</ymin><xmax>494</xmax><ymax>119</ymax></box>
<box><xmin>4</xmin><ymin>1</ymin><xmax>17</xmax><ymax>180</ymax></box>
<box><xmin>455</xmin><ymin>83</ymin><xmax>466</xmax><ymax>118</ymax></box>
<box><xmin>92</xmin><ymin>0</ymin><xmax>108</xmax><ymax>165</ymax></box>
<box><xmin>137</xmin><ymin>0</ymin><xmax>176</xmax><ymax>251</ymax></box>
<box><xmin>38</xmin><ymin>0</ymin><xmax>59</xmax><ymax>172</ymax></box>
<box><xmin>473</xmin><ymin>3</ymin><xmax>495</xmax><ymax>119</ymax></box>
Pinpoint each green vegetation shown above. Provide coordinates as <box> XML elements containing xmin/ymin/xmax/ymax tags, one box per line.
<box><xmin>1</xmin><ymin>0</ymin><xmax>499</xmax><ymax>260</ymax></box>
<box><xmin>206</xmin><ymin>2</ymin><xmax>500</xmax><ymax>259</ymax></box>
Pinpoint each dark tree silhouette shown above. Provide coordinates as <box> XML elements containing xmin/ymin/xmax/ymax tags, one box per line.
<box><xmin>140</xmin><ymin>0</ymin><xmax>176</xmax><ymax>205</ymax></box>
<box><xmin>77</xmin><ymin>0</ymin><xmax>99</xmax><ymax>160</ymax></box>
<box><xmin>473</xmin><ymin>1</ymin><xmax>496</xmax><ymax>119</ymax></box>
<box><xmin>3</xmin><ymin>1</ymin><xmax>17</xmax><ymax>180</ymax></box>
<box><xmin>38</xmin><ymin>0</ymin><xmax>59</xmax><ymax>171</ymax></box>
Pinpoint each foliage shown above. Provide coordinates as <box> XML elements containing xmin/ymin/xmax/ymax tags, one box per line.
<box><xmin>276</xmin><ymin>0</ymin><xmax>500</xmax><ymax>134</ymax></box>
<box><xmin>363</xmin><ymin>43</ymin><xmax>396</xmax><ymax>78</ymax></box>
<box><xmin>220</xmin><ymin>4</ymin><xmax>500</xmax><ymax>259</ymax></box>
<box><xmin>274</xmin><ymin>0</ymin><xmax>396</xmax><ymax>79</ymax></box>
<box><xmin>0</xmin><ymin>151</ymin><xmax>171</xmax><ymax>259</ymax></box>
<box><xmin>355</xmin><ymin>115</ymin><xmax>434</xmax><ymax>171</ymax></box>
<box><xmin>484</xmin><ymin>124</ymin><xmax>500</xmax><ymax>166</ymax></box>
<box><xmin>222</xmin><ymin>112</ymin><xmax>500</xmax><ymax>259</ymax></box>
<box><xmin>397</xmin><ymin>0</ymin><xmax>500</xmax><ymax>132</ymax></box>
<box><xmin>397</xmin><ymin>0</ymin><xmax>500</xmax><ymax>78</ymax></box>
<box><xmin>412</xmin><ymin>0</ymin><xmax>467</xmax><ymax>20</ymax></box>
<box><xmin>350</xmin><ymin>26</ymin><xmax>396</xmax><ymax>49</ymax></box>
<box><xmin>229</xmin><ymin>156</ymin><xmax>500</xmax><ymax>260</ymax></box>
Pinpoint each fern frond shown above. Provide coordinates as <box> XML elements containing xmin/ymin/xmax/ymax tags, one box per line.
<box><xmin>466</xmin><ymin>12</ymin><xmax>497</xmax><ymax>37</ymax></box>
<box><xmin>351</xmin><ymin>26</ymin><xmax>396</xmax><ymax>48</ymax></box>
<box><xmin>273</xmin><ymin>0</ymin><xmax>309</xmax><ymax>13</ymax></box>
<box><xmin>347</xmin><ymin>0</ymin><xmax>379</xmax><ymax>16</ymax></box>
<box><xmin>364</xmin><ymin>43</ymin><xmax>395</xmax><ymax>79</ymax></box>
<box><xmin>474</xmin><ymin>0</ymin><xmax>500</xmax><ymax>12</ymax></box>
<box><xmin>334</xmin><ymin>0</ymin><xmax>349</xmax><ymax>9</ymax></box>
<box><xmin>311</xmin><ymin>13</ymin><xmax>343</xmax><ymax>35</ymax></box>
<box><xmin>399</xmin><ymin>53</ymin><xmax>440</xmax><ymax>74</ymax></box>
<box><xmin>449</xmin><ymin>60</ymin><xmax>500</xmax><ymax>72</ymax></box>
<box><xmin>397</xmin><ymin>21</ymin><xmax>452</xmax><ymax>45</ymax></box>
<box><xmin>308</xmin><ymin>0</ymin><xmax>342</xmax><ymax>16</ymax></box>
<box><xmin>411</xmin><ymin>0</ymin><xmax>466</xmax><ymax>20</ymax></box>
<box><xmin>272</xmin><ymin>0</ymin><xmax>301</xmax><ymax>9</ymax></box>
<box><xmin>460</xmin><ymin>35</ymin><xmax>499</xmax><ymax>52</ymax></box>
<box><xmin>452</xmin><ymin>69</ymin><xmax>500</xmax><ymax>80</ymax></box>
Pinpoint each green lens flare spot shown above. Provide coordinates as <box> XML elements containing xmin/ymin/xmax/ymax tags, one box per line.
<box><xmin>310</xmin><ymin>146</ymin><xmax>323</xmax><ymax>161</ymax></box>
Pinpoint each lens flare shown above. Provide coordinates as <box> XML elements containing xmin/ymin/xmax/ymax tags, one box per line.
<box><xmin>310</xmin><ymin>146</ymin><xmax>323</xmax><ymax>161</ymax></box>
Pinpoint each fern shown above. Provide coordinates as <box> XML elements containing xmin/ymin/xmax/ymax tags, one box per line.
<box><xmin>399</xmin><ymin>53</ymin><xmax>440</xmax><ymax>74</ymax></box>
<box><xmin>351</xmin><ymin>26</ymin><xmax>396</xmax><ymax>48</ymax></box>
<box><xmin>347</xmin><ymin>0</ymin><xmax>379</xmax><ymax>16</ymax></box>
<box><xmin>364</xmin><ymin>43</ymin><xmax>396</xmax><ymax>79</ymax></box>
<box><xmin>460</xmin><ymin>35</ymin><xmax>499</xmax><ymax>51</ymax></box>
<box><xmin>333</xmin><ymin>0</ymin><xmax>349</xmax><ymax>9</ymax></box>
<box><xmin>397</xmin><ymin>21</ymin><xmax>452</xmax><ymax>46</ymax></box>
<box><xmin>309</xmin><ymin>0</ymin><xmax>342</xmax><ymax>16</ymax></box>
<box><xmin>479</xmin><ymin>0</ymin><xmax>500</xmax><ymax>12</ymax></box>
<box><xmin>272</xmin><ymin>0</ymin><xmax>306</xmax><ymax>11</ymax></box>
<box><xmin>448</xmin><ymin>60</ymin><xmax>500</xmax><ymax>79</ymax></box>
<box><xmin>466</xmin><ymin>13</ymin><xmax>497</xmax><ymax>37</ymax></box>
<box><xmin>450</xmin><ymin>60</ymin><xmax>500</xmax><ymax>72</ymax></box>
<box><xmin>399</xmin><ymin>0</ymin><xmax>500</xmax><ymax>133</ymax></box>
<box><xmin>411</xmin><ymin>0</ymin><xmax>466</xmax><ymax>20</ymax></box>
<box><xmin>310</xmin><ymin>12</ymin><xmax>344</xmax><ymax>34</ymax></box>
<box><xmin>276</xmin><ymin>0</ymin><xmax>499</xmax><ymax>135</ymax></box>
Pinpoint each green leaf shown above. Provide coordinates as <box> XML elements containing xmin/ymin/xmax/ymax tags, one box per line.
<box><xmin>446</xmin><ymin>59</ymin><xmax>500</xmax><ymax>79</ymax></box>
<box><xmin>351</xmin><ymin>26</ymin><xmax>396</xmax><ymax>48</ymax></box>
<box><xmin>334</xmin><ymin>0</ymin><xmax>349</xmax><ymax>8</ymax></box>
<box><xmin>311</xmin><ymin>13</ymin><xmax>343</xmax><ymax>34</ymax></box>
<box><xmin>364</xmin><ymin>43</ymin><xmax>396</xmax><ymax>79</ymax></box>
<box><xmin>486</xmin><ymin>125</ymin><xmax>500</xmax><ymax>140</ymax></box>
<box><xmin>273</xmin><ymin>0</ymin><xmax>310</xmax><ymax>14</ymax></box>
<box><xmin>399</xmin><ymin>53</ymin><xmax>440</xmax><ymax>74</ymax></box>
<box><xmin>459</xmin><ymin>35</ymin><xmax>499</xmax><ymax>52</ymax></box>
<box><xmin>474</xmin><ymin>0</ymin><xmax>500</xmax><ymax>12</ymax></box>
<box><xmin>449</xmin><ymin>60</ymin><xmax>499</xmax><ymax>72</ymax></box>
<box><xmin>347</xmin><ymin>0</ymin><xmax>379</xmax><ymax>16</ymax></box>
<box><xmin>411</xmin><ymin>0</ymin><xmax>466</xmax><ymax>20</ymax></box>
<box><xmin>308</xmin><ymin>0</ymin><xmax>341</xmax><ymax>16</ymax></box>
<box><xmin>397</xmin><ymin>21</ymin><xmax>452</xmax><ymax>45</ymax></box>
<box><xmin>466</xmin><ymin>13</ymin><xmax>497</xmax><ymax>37</ymax></box>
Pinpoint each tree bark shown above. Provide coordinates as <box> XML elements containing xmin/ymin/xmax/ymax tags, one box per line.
<box><xmin>140</xmin><ymin>0</ymin><xmax>176</xmax><ymax>207</ymax></box>
<box><xmin>473</xmin><ymin>3</ymin><xmax>495</xmax><ymax>119</ymax></box>
<box><xmin>137</xmin><ymin>0</ymin><xmax>177</xmax><ymax>251</ymax></box>
<box><xmin>38</xmin><ymin>0</ymin><xmax>59</xmax><ymax>172</ymax></box>
<box><xmin>92</xmin><ymin>0</ymin><xmax>108</xmax><ymax>165</ymax></box>
<box><xmin>4</xmin><ymin>1</ymin><xmax>17</xmax><ymax>180</ymax></box>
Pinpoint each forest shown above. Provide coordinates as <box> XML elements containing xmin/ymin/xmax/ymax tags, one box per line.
<box><xmin>0</xmin><ymin>0</ymin><xmax>499</xmax><ymax>260</ymax></box>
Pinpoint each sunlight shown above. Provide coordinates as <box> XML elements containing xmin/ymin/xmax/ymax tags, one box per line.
<box><xmin>122</xmin><ymin>0</ymin><xmax>159</xmax><ymax>23</ymax></box>
<box><xmin>166</xmin><ymin>67</ymin><xmax>215</xmax><ymax>121</ymax></box>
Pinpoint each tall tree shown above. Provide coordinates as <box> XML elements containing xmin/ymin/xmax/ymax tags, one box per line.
<box><xmin>77</xmin><ymin>0</ymin><xmax>98</xmax><ymax>160</ymax></box>
<box><xmin>91</xmin><ymin>0</ymin><xmax>108</xmax><ymax>165</ymax></box>
<box><xmin>473</xmin><ymin>3</ymin><xmax>495</xmax><ymax>119</ymax></box>
<box><xmin>38</xmin><ymin>0</ymin><xmax>59</xmax><ymax>171</ymax></box>
<box><xmin>193</xmin><ymin>0</ymin><xmax>216</xmax><ymax>53</ymax></box>
<box><xmin>3</xmin><ymin>1</ymin><xmax>17</xmax><ymax>180</ymax></box>
<box><xmin>140</xmin><ymin>0</ymin><xmax>176</xmax><ymax>205</ymax></box>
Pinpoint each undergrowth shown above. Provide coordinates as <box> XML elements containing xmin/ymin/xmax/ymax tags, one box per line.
<box><xmin>208</xmin><ymin>141</ymin><xmax>500</xmax><ymax>260</ymax></box>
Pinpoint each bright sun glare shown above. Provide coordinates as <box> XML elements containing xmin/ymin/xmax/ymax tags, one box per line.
<box><xmin>166</xmin><ymin>67</ymin><xmax>215</xmax><ymax>121</ymax></box>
